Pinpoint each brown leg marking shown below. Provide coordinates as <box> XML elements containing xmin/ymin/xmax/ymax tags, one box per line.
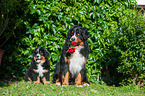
<box><xmin>75</xmin><ymin>73</ymin><xmax>82</xmax><ymax>86</ymax></box>
<box><xmin>82</xmin><ymin>82</ymin><xmax>90</xmax><ymax>86</ymax></box>
<box><xmin>44</xmin><ymin>70</ymin><xmax>49</xmax><ymax>73</ymax></box>
<box><xmin>56</xmin><ymin>78</ymin><xmax>59</xmax><ymax>83</ymax></box>
<box><xmin>33</xmin><ymin>69</ymin><xmax>37</xmax><ymax>73</ymax></box>
<box><xmin>65</xmin><ymin>57</ymin><xmax>70</xmax><ymax>64</ymax></box>
<box><xmin>28</xmin><ymin>77</ymin><xmax>32</xmax><ymax>82</ymax></box>
<box><xmin>34</xmin><ymin>77</ymin><xmax>40</xmax><ymax>84</ymax></box>
<box><xmin>62</xmin><ymin>71</ymin><xmax>69</xmax><ymax>86</ymax></box>
<box><xmin>55</xmin><ymin>78</ymin><xmax>61</xmax><ymax>85</ymax></box>
<box><xmin>82</xmin><ymin>82</ymin><xmax>86</xmax><ymax>85</ymax></box>
<box><xmin>85</xmin><ymin>58</ymin><xmax>87</xmax><ymax>64</ymax></box>
<box><xmin>42</xmin><ymin>77</ymin><xmax>50</xmax><ymax>85</ymax></box>
<box><xmin>56</xmin><ymin>78</ymin><xmax>60</xmax><ymax>83</ymax></box>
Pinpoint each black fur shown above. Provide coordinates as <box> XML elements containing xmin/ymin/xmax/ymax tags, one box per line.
<box><xmin>25</xmin><ymin>46</ymin><xmax>50</xmax><ymax>83</ymax></box>
<box><xmin>53</xmin><ymin>26</ymin><xmax>90</xmax><ymax>85</ymax></box>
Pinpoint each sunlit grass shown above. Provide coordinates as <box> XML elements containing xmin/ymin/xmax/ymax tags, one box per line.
<box><xmin>0</xmin><ymin>81</ymin><xmax>144</xmax><ymax>96</ymax></box>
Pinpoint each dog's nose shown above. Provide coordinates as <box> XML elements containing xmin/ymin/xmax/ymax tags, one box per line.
<box><xmin>70</xmin><ymin>37</ymin><xmax>75</xmax><ymax>41</ymax></box>
<box><xmin>36</xmin><ymin>55</ymin><xmax>39</xmax><ymax>58</ymax></box>
<box><xmin>36</xmin><ymin>54</ymin><xmax>40</xmax><ymax>58</ymax></box>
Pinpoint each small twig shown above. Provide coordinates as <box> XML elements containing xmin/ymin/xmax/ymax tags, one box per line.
<box><xmin>0</xmin><ymin>34</ymin><xmax>10</xmax><ymax>47</ymax></box>
<box><xmin>0</xmin><ymin>14</ymin><xmax>9</xmax><ymax>36</ymax></box>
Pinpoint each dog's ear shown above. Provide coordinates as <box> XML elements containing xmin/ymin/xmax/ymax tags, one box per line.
<box><xmin>40</xmin><ymin>47</ymin><xmax>49</xmax><ymax>58</ymax></box>
<box><xmin>81</xmin><ymin>28</ymin><xmax>90</xmax><ymax>40</ymax></box>
<box><xmin>32</xmin><ymin>47</ymin><xmax>37</xmax><ymax>57</ymax></box>
<box><xmin>44</xmin><ymin>48</ymin><xmax>49</xmax><ymax>58</ymax></box>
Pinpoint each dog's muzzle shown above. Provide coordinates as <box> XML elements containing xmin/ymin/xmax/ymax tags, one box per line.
<box><xmin>70</xmin><ymin>37</ymin><xmax>76</xmax><ymax>42</ymax></box>
<box><xmin>36</xmin><ymin>54</ymin><xmax>41</xmax><ymax>59</ymax></box>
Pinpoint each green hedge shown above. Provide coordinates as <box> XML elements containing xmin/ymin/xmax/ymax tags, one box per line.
<box><xmin>117</xmin><ymin>10</ymin><xmax>145</xmax><ymax>85</ymax></box>
<box><xmin>1</xmin><ymin>0</ymin><xmax>145</xmax><ymax>86</ymax></box>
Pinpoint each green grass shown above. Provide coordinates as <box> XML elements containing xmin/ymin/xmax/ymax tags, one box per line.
<box><xmin>0</xmin><ymin>81</ymin><xmax>144</xmax><ymax>96</ymax></box>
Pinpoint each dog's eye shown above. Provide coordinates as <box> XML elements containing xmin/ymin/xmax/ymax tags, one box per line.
<box><xmin>76</xmin><ymin>31</ymin><xmax>79</xmax><ymax>35</ymax></box>
<box><xmin>71</xmin><ymin>31</ymin><xmax>74</xmax><ymax>35</ymax></box>
<box><xmin>40</xmin><ymin>51</ymin><xmax>42</xmax><ymax>53</ymax></box>
<box><xmin>40</xmin><ymin>51</ymin><xmax>43</xmax><ymax>55</ymax></box>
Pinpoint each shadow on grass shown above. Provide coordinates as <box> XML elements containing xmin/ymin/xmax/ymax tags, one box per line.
<box><xmin>0</xmin><ymin>80</ymin><xmax>10</xmax><ymax>87</ymax></box>
<box><xmin>0</xmin><ymin>75</ymin><xmax>22</xmax><ymax>88</ymax></box>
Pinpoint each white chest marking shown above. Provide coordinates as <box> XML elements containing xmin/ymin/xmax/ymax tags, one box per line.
<box><xmin>36</xmin><ymin>61</ymin><xmax>46</xmax><ymax>77</ymax></box>
<box><xmin>69</xmin><ymin>46</ymin><xmax>85</xmax><ymax>77</ymax></box>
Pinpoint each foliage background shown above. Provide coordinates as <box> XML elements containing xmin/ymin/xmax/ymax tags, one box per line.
<box><xmin>0</xmin><ymin>0</ymin><xmax>144</xmax><ymax>86</ymax></box>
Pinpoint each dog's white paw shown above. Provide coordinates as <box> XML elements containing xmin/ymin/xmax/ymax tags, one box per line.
<box><xmin>83</xmin><ymin>83</ymin><xmax>90</xmax><ymax>86</ymax></box>
<box><xmin>62</xmin><ymin>85</ymin><xmax>68</xmax><ymax>87</ymax></box>
<box><xmin>55</xmin><ymin>82</ymin><xmax>61</xmax><ymax>85</ymax></box>
<box><xmin>76</xmin><ymin>85</ymin><xmax>83</xmax><ymax>87</ymax></box>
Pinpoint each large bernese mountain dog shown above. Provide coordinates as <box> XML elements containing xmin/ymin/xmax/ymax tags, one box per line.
<box><xmin>53</xmin><ymin>26</ymin><xmax>90</xmax><ymax>87</ymax></box>
<box><xmin>25</xmin><ymin>46</ymin><xmax>50</xmax><ymax>84</ymax></box>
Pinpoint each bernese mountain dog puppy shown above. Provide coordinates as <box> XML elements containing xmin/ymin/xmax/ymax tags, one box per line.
<box><xmin>53</xmin><ymin>26</ymin><xmax>90</xmax><ymax>87</ymax></box>
<box><xmin>25</xmin><ymin>46</ymin><xmax>50</xmax><ymax>84</ymax></box>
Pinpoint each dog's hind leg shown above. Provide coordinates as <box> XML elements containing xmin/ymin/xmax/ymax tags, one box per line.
<box><xmin>81</xmin><ymin>67</ymin><xmax>90</xmax><ymax>86</ymax></box>
<box><xmin>25</xmin><ymin>70</ymin><xmax>32</xmax><ymax>82</ymax></box>
<box><xmin>25</xmin><ymin>76</ymin><xmax>32</xmax><ymax>82</ymax></box>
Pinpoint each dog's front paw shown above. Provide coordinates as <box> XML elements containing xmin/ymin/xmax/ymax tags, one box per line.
<box><xmin>82</xmin><ymin>83</ymin><xmax>90</xmax><ymax>86</ymax></box>
<box><xmin>42</xmin><ymin>77</ymin><xmax>50</xmax><ymax>85</ymax></box>
<box><xmin>55</xmin><ymin>82</ymin><xmax>61</xmax><ymax>85</ymax></box>
<box><xmin>44</xmin><ymin>81</ymin><xmax>50</xmax><ymax>85</ymax></box>
<box><xmin>34</xmin><ymin>77</ymin><xmax>40</xmax><ymax>84</ymax></box>
<box><xmin>76</xmin><ymin>85</ymin><xmax>83</xmax><ymax>87</ymax></box>
<box><xmin>62</xmin><ymin>85</ymin><xmax>68</xmax><ymax>87</ymax></box>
